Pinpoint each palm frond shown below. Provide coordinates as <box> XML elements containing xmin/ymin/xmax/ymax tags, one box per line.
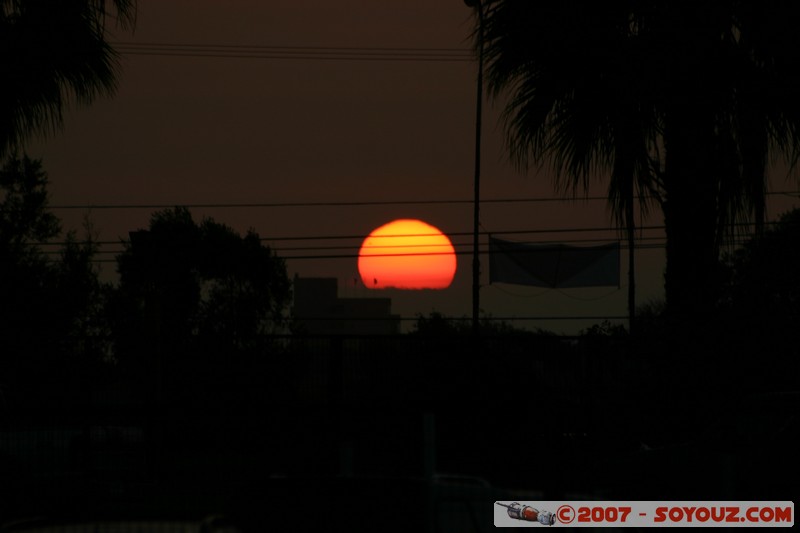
<box><xmin>1</xmin><ymin>0</ymin><xmax>136</xmax><ymax>157</ymax></box>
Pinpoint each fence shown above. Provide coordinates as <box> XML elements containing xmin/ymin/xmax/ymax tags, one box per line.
<box><xmin>0</xmin><ymin>333</ymin><xmax>652</xmax><ymax>529</ymax></box>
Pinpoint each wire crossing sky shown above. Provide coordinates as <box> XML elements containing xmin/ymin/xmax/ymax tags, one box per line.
<box><xmin>112</xmin><ymin>41</ymin><xmax>474</xmax><ymax>62</ymax></box>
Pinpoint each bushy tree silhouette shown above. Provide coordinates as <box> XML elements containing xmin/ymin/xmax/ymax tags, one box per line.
<box><xmin>724</xmin><ymin>208</ymin><xmax>800</xmax><ymax>317</ymax></box>
<box><xmin>715</xmin><ymin>208</ymin><xmax>800</xmax><ymax>390</ymax></box>
<box><xmin>109</xmin><ymin>207</ymin><xmax>291</xmax><ymax>373</ymax></box>
<box><xmin>0</xmin><ymin>155</ymin><xmax>104</xmax><ymax>398</ymax></box>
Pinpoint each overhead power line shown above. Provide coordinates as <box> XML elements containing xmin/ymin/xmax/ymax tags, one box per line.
<box><xmin>47</xmin><ymin>196</ymin><xmax>609</xmax><ymax>209</ymax></box>
<box><xmin>47</xmin><ymin>190</ymin><xmax>800</xmax><ymax>210</ymax></box>
<box><xmin>45</xmin><ymin>239</ymin><xmax>765</xmax><ymax>265</ymax></box>
<box><xmin>256</xmin><ymin>221</ymin><xmax>779</xmax><ymax>243</ymax></box>
<box><xmin>111</xmin><ymin>41</ymin><xmax>473</xmax><ymax>62</ymax></box>
<box><xmin>36</xmin><ymin>235</ymin><xmax>678</xmax><ymax>261</ymax></box>
<box><xmin>28</xmin><ymin>226</ymin><xmax>660</xmax><ymax>247</ymax></box>
<box><xmin>30</xmin><ymin>220</ymin><xmax>779</xmax><ymax>248</ymax></box>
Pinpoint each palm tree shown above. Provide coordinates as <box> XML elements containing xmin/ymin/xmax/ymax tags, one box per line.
<box><xmin>1</xmin><ymin>0</ymin><xmax>136</xmax><ymax>157</ymax></box>
<box><xmin>474</xmin><ymin>0</ymin><xmax>800</xmax><ymax>322</ymax></box>
<box><xmin>475</xmin><ymin>1</ymin><xmax>660</xmax><ymax>329</ymax></box>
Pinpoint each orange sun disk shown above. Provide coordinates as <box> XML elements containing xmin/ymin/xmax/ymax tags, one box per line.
<box><xmin>358</xmin><ymin>219</ymin><xmax>456</xmax><ymax>290</ymax></box>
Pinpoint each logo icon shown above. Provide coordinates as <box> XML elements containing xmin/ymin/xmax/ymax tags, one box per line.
<box><xmin>496</xmin><ymin>502</ymin><xmax>556</xmax><ymax>525</ymax></box>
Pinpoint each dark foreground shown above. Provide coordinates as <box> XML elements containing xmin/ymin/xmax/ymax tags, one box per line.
<box><xmin>1</xmin><ymin>334</ymin><xmax>797</xmax><ymax>531</ymax></box>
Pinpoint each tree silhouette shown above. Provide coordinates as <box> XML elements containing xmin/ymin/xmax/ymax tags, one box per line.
<box><xmin>694</xmin><ymin>208</ymin><xmax>800</xmax><ymax>393</ymax></box>
<box><xmin>0</xmin><ymin>155</ymin><xmax>105</xmax><ymax>393</ymax></box>
<box><xmin>1</xmin><ymin>0</ymin><xmax>136</xmax><ymax>157</ymax></box>
<box><xmin>473</xmin><ymin>1</ymin><xmax>800</xmax><ymax>322</ymax></box>
<box><xmin>109</xmin><ymin>207</ymin><xmax>291</xmax><ymax>371</ymax></box>
<box><xmin>0</xmin><ymin>154</ymin><xmax>60</xmax><ymax>253</ymax></box>
<box><xmin>196</xmin><ymin>219</ymin><xmax>292</xmax><ymax>350</ymax></box>
<box><xmin>724</xmin><ymin>208</ymin><xmax>800</xmax><ymax>318</ymax></box>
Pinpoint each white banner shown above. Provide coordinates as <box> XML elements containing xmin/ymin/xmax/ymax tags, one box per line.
<box><xmin>494</xmin><ymin>501</ymin><xmax>794</xmax><ymax>527</ymax></box>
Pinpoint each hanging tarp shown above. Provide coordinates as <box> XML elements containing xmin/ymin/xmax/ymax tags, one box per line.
<box><xmin>489</xmin><ymin>237</ymin><xmax>620</xmax><ymax>288</ymax></box>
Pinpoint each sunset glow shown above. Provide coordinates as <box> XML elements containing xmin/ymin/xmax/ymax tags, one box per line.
<box><xmin>358</xmin><ymin>219</ymin><xmax>457</xmax><ymax>289</ymax></box>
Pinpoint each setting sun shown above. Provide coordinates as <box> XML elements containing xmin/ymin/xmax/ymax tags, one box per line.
<box><xmin>358</xmin><ymin>219</ymin><xmax>457</xmax><ymax>289</ymax></box>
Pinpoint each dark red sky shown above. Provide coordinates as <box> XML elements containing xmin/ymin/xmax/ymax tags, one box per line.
<box><xmin>27</xmin><ymin>0</ymin><xmax>799</xmax><ymax>333</ymax></box>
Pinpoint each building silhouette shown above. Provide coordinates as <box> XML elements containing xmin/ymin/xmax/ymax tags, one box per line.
<box><xmin>292</xmin><ymin>275</ymin><xmax>400</xmax><ymax>335</ymax></box>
